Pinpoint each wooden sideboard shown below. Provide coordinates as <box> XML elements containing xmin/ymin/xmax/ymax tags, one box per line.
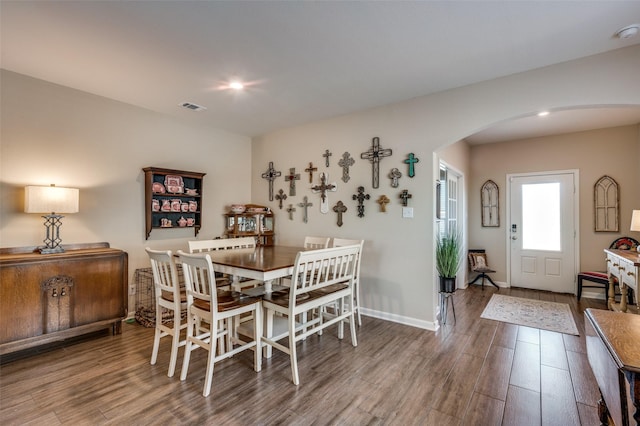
<box><xmin>0</xmin><ymin>242</ymin><xmax>128</xmax><ymax>355</ymax></box>
<box><xmin>606</xmin><ymin>249</ymin><xmax>640</xmax><ymax>313</ymax></box>
<box><xmin>585</xmin><ymin>309</ymin><xmax>640</xmax><ymax>426</ymax></box>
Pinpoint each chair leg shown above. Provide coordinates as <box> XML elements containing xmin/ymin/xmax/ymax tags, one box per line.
<box><xmin>168</xmin><ymin>317</ymin><xmax>180</xmax><ymax>377</ymax></box>
<box><xmin>289</xmin><ymin>316</ymin><xmax>300</xmax><ymax>386</ymax></box>
<box><xmin>484</xmin><ymin>274</ymin><xmax>499</xmax><ymax>289</ymax></box>
<box><xmin>577</xmin><ymin>276</ymin><xmax>583</xmax><ymax>300</ymax></box>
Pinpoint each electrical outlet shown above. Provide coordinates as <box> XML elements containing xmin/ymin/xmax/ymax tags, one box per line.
<box><xmin>402</xmin><ymin>207</ymin><xmax>414</xmax><ymax>218</ymax></box>
<box><xmin>129</xmin><ymin>284</ymin><xmax>136</xmax><ymax>295</ymax></box>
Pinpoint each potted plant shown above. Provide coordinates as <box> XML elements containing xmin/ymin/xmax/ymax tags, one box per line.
<box><xmin>436</xmin><ymin>231</ymin><xmax>463</xmax><ymax>293</ymax></box>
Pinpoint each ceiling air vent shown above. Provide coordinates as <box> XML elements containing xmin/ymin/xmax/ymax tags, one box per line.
<box><xmin>180</xmin><ymin>102</ymin><xmax>207</xmax><ymax>112</ymax></box>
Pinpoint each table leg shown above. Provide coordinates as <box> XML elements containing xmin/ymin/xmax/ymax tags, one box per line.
<box><xmin>264</xmin><ymin>279</ymin><xmax>273</xmax><ymax>293</ymax></box>
<box><xmin>621</xmin><ymin>283</ymin><xmax>628</xmax><ymax>312</ymax></box>
<box><xmin>608</xmin><ymin>274</ymin><xmax>616</xmax><ymax>310</ymax></box>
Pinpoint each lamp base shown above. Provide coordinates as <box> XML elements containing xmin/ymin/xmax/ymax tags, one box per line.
<box><xmin>39</xmin><ymin>246</ymin><xmax>65</xmax><ymax>254</ymax></box>
<box><xmin>39</xmin><ymin>214</ymin><xmax>66</xmax><ymax>255</ymax></box>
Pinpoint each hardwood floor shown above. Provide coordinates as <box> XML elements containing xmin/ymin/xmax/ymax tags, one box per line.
<box><xmin>0</xmin><ymin>285</ymin><xmax>608</xmax><ymax>425</ymax></box>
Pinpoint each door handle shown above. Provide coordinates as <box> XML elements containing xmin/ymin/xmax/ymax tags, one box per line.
<box><xmin>511</xmin><ymin>236</ymin><xmax>517</xmax><ymax>240</ymax></box>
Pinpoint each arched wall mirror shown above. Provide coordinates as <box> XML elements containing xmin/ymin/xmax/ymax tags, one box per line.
<box><xmin>481</xmin><ymin>180</ymin><xmax>499</xmax><ymax>227</ymax></box>
<box><xmin>594</xmin><ymin>175</ymin><xmax>619</xmax><ymax>232</ymax></box>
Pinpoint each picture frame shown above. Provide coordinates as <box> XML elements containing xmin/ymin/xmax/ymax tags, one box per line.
<box><xmin>481</xmin><ymin>180</ymin><xmax>499</xmax><ymax>227</ymax></box>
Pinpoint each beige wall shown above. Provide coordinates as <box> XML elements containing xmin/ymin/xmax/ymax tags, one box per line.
<box><xmin>1</xmin><ymin>45</ymin><xmax>639</xmax><ymax>328</ymax></box>
<box><xmin>253</xmin><ymin>45</ymin><xmax>640</xmax><ymax>328</ymax></box>
<box><xmin>468</xmin><ymin>125</ymin><xmax>640</xmax><ymax>285</ymax></box>
<box><xmin>0</xmin><ymin>70</ymin><xmax>252</xmax><ymax>310</ymax></box>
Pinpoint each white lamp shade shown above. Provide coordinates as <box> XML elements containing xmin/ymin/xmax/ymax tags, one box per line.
<box><xmin>631</xmin><ymin>210</ymin><xmax>640</xmax><ymax>232</ymax></box>
<box><xmin>25</xmin><ymin>186</ymin><xmax>79</xmax><ymax>214</ymax></box>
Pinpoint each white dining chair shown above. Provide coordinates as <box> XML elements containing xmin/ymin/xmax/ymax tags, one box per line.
<box><xmin>188</xmin><ymin>237</ymin><xmax>260</xmax><ymax>291</ymax></box>
<box><xmin>145</xmin><ymin>248</ymin><xmax>187</xmax><ymax>378</ymax></box>
<box><xmin>258</xmin><ymin>244</ymin><xmax>360</xmax><ymax>385</ymax></box>
<box><xmin>178</xmin><ymin>250</ymin><xmax>262</xmax><ymax>397</ymax></box>
<box><xmin>331</xmin><ymin>238</ymin><xmax>365</xmax><ymax>326</ymax></box>
<box><xmin>303</xmin><ymin>236</ymin><xmax>330</xmax><ymax>249</ymax></box>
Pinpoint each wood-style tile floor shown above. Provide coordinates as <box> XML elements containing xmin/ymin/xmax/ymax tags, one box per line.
<box><xmin>0</xmin><ymin>285</ymin><xmax>608</xmax><ymax>425</ymax></box>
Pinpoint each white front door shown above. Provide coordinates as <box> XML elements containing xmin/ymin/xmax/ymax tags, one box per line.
<box><xmin>508</xmin><ymin>171</ymin><xmax>577</xmax><ymax>293</ymax></box>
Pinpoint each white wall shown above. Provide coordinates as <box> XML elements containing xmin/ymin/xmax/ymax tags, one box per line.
<box><xmin>252</xmin><ymin>45</ymin><xmax>640</xmax><ymax>329</ymax></box>
<box><xmin>0</xmin><ymin>70</ymin><xmax>252</xmax><ymax>311</ymax></box>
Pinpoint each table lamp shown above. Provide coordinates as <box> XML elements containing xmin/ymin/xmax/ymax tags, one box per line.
<box><xmin>631</xmin><ymin>210</ymin><xmax>640</xmax><ymax>253</ymax></box>
<box><xmin>25</xmin><ymin>185</ymin><xmax>79</xmax><ymax>254</ymax></box>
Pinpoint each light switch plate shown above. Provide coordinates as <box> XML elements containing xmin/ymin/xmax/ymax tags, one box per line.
<box><xmin>402</xmin><ymin>207</ymin><xmax>413</xmax><ymax>218</ymax></box>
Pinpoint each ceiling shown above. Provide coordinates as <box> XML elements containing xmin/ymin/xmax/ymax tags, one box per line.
<box><xmin>2</xmin><ymin>1</ymin><xmax>640</xmax><ymax>140</ymax></box>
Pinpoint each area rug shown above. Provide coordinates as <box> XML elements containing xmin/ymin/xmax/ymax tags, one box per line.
<box><xmin>480</xmin><ymin>294</ymin><xmax>579</xmax><ymax>335</ymax></box>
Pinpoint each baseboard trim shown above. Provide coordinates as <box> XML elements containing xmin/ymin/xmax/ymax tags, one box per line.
<box><xmin>360</xmin><ymin>307</ymin><xmax>439</xmax><ymax>331</ymax></box>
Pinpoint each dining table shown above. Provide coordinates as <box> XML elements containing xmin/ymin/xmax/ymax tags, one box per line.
<box><xmin>206</xmin><ymin>245</ymin><xmax>305</xmax><ymax>296</ymax></box>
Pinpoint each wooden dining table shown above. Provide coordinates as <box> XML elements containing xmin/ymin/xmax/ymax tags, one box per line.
<box><xmin>206</xmin><ymin>245</ymin><xmax>305</xmax><ymax>296</ymax></box>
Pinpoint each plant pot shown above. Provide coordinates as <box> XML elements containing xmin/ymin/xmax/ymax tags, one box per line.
<box><xmin>439</xmin><ymin>276</ymin><xmax>456</xmax><ymax>293</ymax></box>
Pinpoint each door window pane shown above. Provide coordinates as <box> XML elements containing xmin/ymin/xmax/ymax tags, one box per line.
<box><xmin>522</xmin><ymin>183</ymin><xmax>560</xmax><ymax>251</ymax></box>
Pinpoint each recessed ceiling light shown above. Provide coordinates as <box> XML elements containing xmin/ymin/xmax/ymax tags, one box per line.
<box><xmin>615</xmin><ymin>24</ymin><xmax>639</xmax><ymax>39</ymax></box>
<box><xmin>537</xmin><ymin>111</ymin><xmax>550</xmax><ymax>117</ymax></box>
<box><xmin>229</xmin><ymin>81</ymin><xmax>244</xmax><ymax>90</ymax></box>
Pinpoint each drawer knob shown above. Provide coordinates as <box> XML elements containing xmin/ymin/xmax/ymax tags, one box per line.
<box><xmin>61</xmin><ymin>288</ymin><xmax>66</xmax><ymax>296</ymax></box>
<box><xmin>52</xmin><ymin>289</ymin><xmax>58</xmax><ymax>297</ymax></box>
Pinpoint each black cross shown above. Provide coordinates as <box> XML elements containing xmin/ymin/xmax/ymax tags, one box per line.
<box><xmin>399</xmin><ymin>189</ymin><xmax>412</xmax><ymax>206</ymax></box>
<box><xmin>403</xmin><ymin>153</ymin><xmax>419</xmax><ymax>178</ymax></box>
<box><xmin>261</xmin><ymin>161</ymin><xmax>281</xmax><ymax>201</ymax></box>
<box><xmin>333</xmin><ymin>201</ymin><xmax>347</xmax><ymax>227</ymax></box>
<box><xmin>323</xmin><ymin>149</ymin><xmax>332</xmax><ymax>167</ymax></box>
<box><xmin>338</xmin><ymin>152</ymin><xmax>355</xmax><ymax>183</ymax></box>
<box><xmin>311</xmin><ymin>172</ymin><xmax>337</xmax><ymax>214</ymax></box>
<box><xmin>305</xmin><ymin>162</ymin><xmax>318</xmax><ymax>183</ymax></box>
<box><xmin>297</xmin><ymin>195</ymin><xmax>313</xmax><ymax>223</ymax></box>
<box><xmin>275</xmin><ymin>189</ymin><xmax>287</xmax><ymax>210</ymax></box>
<box><xmin>352</xmin><ymin>186</ymin><xmax>370</xmax><ymax>218</ymax></box>
<box><xmin>286</xmin><ymin>204</ymin><xmax>296</xmax><ymax>220</ymax></box>
<box><xmin>284</xmin><ymin>167</ymin><xmax>300</xmax><ymax>196</ymax></box>
<box><xmin>360</xmin><ymin>137</ymin><xmax>392</xmax><ymax>189</ymax></box>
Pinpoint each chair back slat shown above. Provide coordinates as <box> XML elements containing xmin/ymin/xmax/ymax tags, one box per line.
<box><xmin>303</xmin><ymin>236</ymin><xmax>330</xmax><ymax>249</ymax></box>
<box><xmin>178</xmin><ymin>250</ymin><xmax>215</xmax><ymax>306</ymax></box>
<box><xmin>290</xmin><ymin>245</ymin><xmax>360</xmax><ymax>303</ymax></box>
<box><xmin>332</xmin><ymin>238</ymin><xmax>364</xmax><ymax>277</ymax></box>
<box><xmin>188</xmin><ymin>237</ymin><xmax>256</xmax><ymax>254</ymax></box>
<box><xmin>146</xmin><ymin>248</ymin><xmax>180</xmax><ymax>296</ymax></box>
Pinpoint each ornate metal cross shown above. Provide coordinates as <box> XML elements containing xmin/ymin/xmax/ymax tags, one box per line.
<box><xmin>352</xmin><ymin>186</ymin><xmax>370</xmax><ymax>218</ymax></box>
<box><xmin>389</xmin><ymin>168</ymin><xmax>402</xmax><ymax>188</ymax></box>
<box><xmin>360</xmin><ymin>137</ymin><xmax>392</xmax><ymax>189</ymax></box>
<box><xmin>323</xmin><ymin>149</ymin><xmax>332</xmax><ymax>167</ymax></box>
<box><xmin>297</xmin><ymin>195</ymin><xmax>313</xmax><ymax>223</ymax></box>
<box><xmin>338</xmin><ymin>152</ymin><xmax>355</xmax><ymax>183</ymax></box>
<box><xmin>311</xmin><ymin>172</ymin><xmax>337</xmax><ymax>214</ymax></box>
<box><xmin>305</xmin><ymin>162</ymin><xmax>318</xmax><ymax>183</ymax></box>
<box><xmin>275</xmin><ymin>188</ymin><xmax>287</xmax><ymax>210</ymax></box>
<box><xmin>284</xmin><ymin>167</ymin><xmax>300</xmax><ymax>196</ymax></box>
<box><xmin>286</xmin><ymin>204</ymin><xmax>296</xmax><ymax>220</ymax></box>
<box><xmin>399</xmin><ymin>189</ymin><xmax>412</xmax><ymax>206</ymax></box>
<box><xmin>261</xmin><ymin>161</ymin><xmax>281</xmax><ymax>201</ymax></box>
<box><xmin>403</xmin><ymin>153</ymin><xmax>419</xmax><ymax>178</ymax></box>
<box><xmin>333</xmin><ymin>201</ymin><xmax>347</xmax><ymax>227</ymax></box>
<box><xmin>377</xmin><ymin>195</ymin><xmax>390</xmax><ymax>212</ymax></box>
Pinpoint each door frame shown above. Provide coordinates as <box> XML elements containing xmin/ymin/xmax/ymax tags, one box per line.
<box><xmin>505</xmin><ymin>169</ymin><xmax>580</xmax><ymax>292</ymax></box>
<box><xmin>437</xmin><ymin>160</ymin><xmax>466</xmax><ymax>290</ymax></box>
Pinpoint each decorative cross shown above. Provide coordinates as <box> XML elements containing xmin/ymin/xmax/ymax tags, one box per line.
<box><xmin>286</xmin><ymin>204</ymin><xmax>296</xmax><ymax>220</ymax></box>
<box><xmin>284</xmin><ymin>167</ymin><xmax>301</xmax><ymax>196</ymax></box>
<box><xmin>310</xmin><ymin>172</ymin><xmax>337</xmax><ymax>214</ymax></box>
<box><xmin>261</xmin><ymin>161</ymin><xmax>281</xmax><ymax>201</ymax></box>
<box><xmin>389</xmin><ymin>168</ymin><xmax>402</xmax><ymax>188</ymax></box>
<box><xmin>333</xmin><ymin>201</ymin><xmax>347</xmax><ymax>227</ymax></box>
<box><xmin>305</xmin><ymin>162</ymin><xmax>318</xmax><ymax>183</ymax></box>
<box><xmin>297</xmin><ymin>195</ymin><xmax>313</xmax><ymax>223</ymax></box>
<box><xmin>403</xmin><ymin>153</ymin><xmax>420</xmax><ymax>178</ymax></box>
<box><xmin>275</xmin><ymin>189</ymin><xmax>287</xmax><ymax>210</ymax></box>
<box><xmin>360</xmin><ymin>137</ymin><xmax>392</xmax><ymax>189</ymax></box>
<box><xmin>399</xmin><ymin>189</ymin><xmax>412</xmax><ymax>206</ymax></box>
<box><xmin>352</xmin><ymin>186</ymin><xmax>370</xmax><ymax>218</ymax></box>
<box><xmin>338</xmin><ymin>152</ymin><xmax>355</xmax><ymax>183</ymax></box>
<box><xmin>377</xmin><ymin>195</ymin><xmax>390</xmax><ymax>212</ymax></box>
<box><xmin>323</xmin><ymin>149</ymin><xmax>332</xmax><ymax>167</ymax></box>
